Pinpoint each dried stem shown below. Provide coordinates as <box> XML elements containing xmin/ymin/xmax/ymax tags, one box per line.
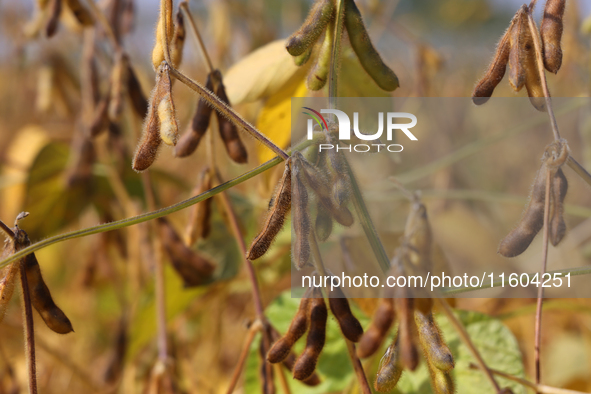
<box><xmin>0</xmin><ymin>220</ymin><xmax>14</xmax><ymax>240</ymax></box>
<box><xmin>437</xmin><ymin>299</ymin><xmax>501</xmax><ymax>392</ymax></box>
<box><xmin>179</xmin><ymin>2</ymin><xmax>215</xmax><ymax>73</ymax></box>
<box><xmin>566</xmin><ymin>156</ymin><xmax>591</xmax><ymax>188</ymax></box>
<box><xmin>274</xmin><ymin>363</ymin><xmax>292</xmax><ymax>394</ymax></box>
<box><xmin>19</xmin><ymin>262</ymin><xmax>37</xmax><ymax>394</ymax></box>
<box><xmin>345</xmin><ymin>340</ymin><xmax>372</xmax><ymax>394</ymax></box>
<box><xmin>168</xmin><ymin>67</ymin><xmax>290</xmax><ymax>161</ymax></box>
<box><xmin>469</xmin><ymin>363</ymin><xmax>588</xmax><ymax>394</ymax></box>
<box><xmin>225</xmin><ymin>320</ymin><xmax>263</xmax><ymax>394</ymax></box>
<box><xmin>214</xmin><ymin>171</ymin><xmax>265</xmax><ymax>319</ymax></box>
<box><xmin>160</xmin><ymin>0</ymin><xmax>172</xmax><ymax>65</ymax></box>
<box><xmin>526</xmin><ymin>11</ymin><xmax>560</xmax><ymax>141</ymax></box>
<box><xmin>84</xmin><ymin>0</ymin><xmax>121</xmax><ymax>52</ymax></box>
<box><xmin>534</xmin><ymin>169</ymin><xmax>552</xmax><ymax>389</ymax></box>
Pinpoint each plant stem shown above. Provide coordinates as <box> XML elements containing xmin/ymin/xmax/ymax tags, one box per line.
<box><xmin>526</xmin><ymin>11</ymin><xmax>560</xmax><ymax>141</ymax></box>
<box><xmin>19</xmin><ymin>262</ymin><xmax>37</xmax><ymax>394</ymax></box>
<box><xmin>345</xmin><ymin>340</ymin><xmax>372</xmax><ymax>394</ymax></box>
<box><xmin>534</xmin><ymin>169</ymin><xmax>552</xmax><ymax>390</ymax></box>
<box><xmin>566</xmin><ymin>156</ymin><xmax>591</xmax><ymax>188</ymax></box>
<box><xmin>469</xmin><ymin>363</ymin><xmax>588</xmax><ymax>394</ymax></box>
<box><xmin>274</xmin><ymin>363</ymin><xmax>292</xmax><ymax>394</ymax></box>
<box><xmin>160</xmin><ymin>0</ymin><xmax>172</xmax><ymax>65</ymax></box>
<box><xmin>0</xmin><ymin>220</ymin><xmax>14</xmax><ymax>240</ymax></box>
<box><xmin>84</xmin><ymin>0</ymin><xmax>121</xmax><ymax>52</ymax></box>
<box><xmin>215</xmin><ymin>171</ymin><xmax>265</xmax><ymax>319</ymax></box>
<box><xmin>225</xmin><ymin>320</ymin><xmax>262</xmax><ymax>394</ymax></box>
<box><xmin>168</xmin><ymin>67</ymin><xmax>290</xmax><ymax>161</ymax></box>
<box><xmin>328</xmin><ymin>0</ymin><xmax>346</xmax><ymax>108</ymax></box>
<box><xmin>179</xmin><ymin>2</ymin><xmax>215</xmax><ymax>73</ymax></box>
<box><xmin>437</xmin><ymin>299</ymin><xmax>501</xmax><ymax>393</ymax></box>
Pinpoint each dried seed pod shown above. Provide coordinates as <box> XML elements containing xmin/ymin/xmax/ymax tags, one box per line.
<box><xmin>540</xmin><ymin>0</ymin><xmax>566</xmax><ymax>74</ymax></box>
<box><xmin>89</xmin><ymin>95</ymin><xmax>111</xmax><ymax>137</ymax></box>
<box><xmin>293</xmin><ymin>166</ymin><xmax>311</xmax><ymax>270</ymax></box>
<box><xmin>170</xmin><ymin>9</ymin><xmax>185</xmax><ymax>68</ymax></box>
<box><xmin>427</xmin><ymin>358</ymin><xmax>455</xmax><ymax>394</ymax></box>
<box><xmin>158</xmin><ymin>217</ymin><xmax>215</xmax><ymax>287</ymax></box>
<box><xmin>344</xmin><ymin>0</ymin><xmax>399</xmax><ymax>91</ymax></box>
<box><xmin>357</xmin><ymin>298</ymin><xmax>395</xmax><ymax>359</ymax></box>
<box><xmin>46</xmin><ymin>0</ymin><xmax>62</xmax><ymax>37</ymax></box>
<box><xmin>126</xmin><ymin>63</ymin><xmax>149</xmax><ymax>118</ymax></box>
<box><xmin>281</xmin><ymin>351</ymin><xmax>321</xmax><ymax>386</ymax></box>
<box><xmin>395</xmin><ymin>294</ymin><xmax>418</xmax><ymax>371</ymax></box>
<box><xmin>267</xmin><ymin>296</ymin><xmax>311</xmax><ymax>363</ymax></box>
<box><xmin>157</xmin><ymin>66</ymin><xmax>179</xmax><ymax>146</ymax></box>
<box><xmin>508</xmin><ymin>7</ymin><xmax>528</xmax><ymax>92</ymax></box>
<box><xmin>523</xmin><ymin>15</ymin><xmax>547</xmax><ymax>112</ymax></box>
<box><xmin>328</xmin><ymin>286</ymin><xmax>363</xmax><ymax>342</ymax></box>
<box><xmin>259</xmin><ymin>325</ymin><xmax>275</xmax><ymax>394</ymax></box>
<box><xmin>247</xmin><ymin>160</ymin><xmax>292</xmax><ymax>260</ymax></box>
<box><xmin>108</xmin><ymin>52</ymin><xmax>128</xmax><ymax>122</ymax></box>
<box><xmin>24</xmin><ymin>251</ymin><xmax>74</xmax><ymax>334</ymax></box>
<box><xmin>0</xmin><ymin>262</ymin><xmax>19</xmax><ymax>324</ymax></box>
<box><xmin>315</xmin><ymin>202</ymin><xmax>333</xmax><ymax>242</ymax></box>
<box><xmin>65</xmin><ymin>134</ymin><xmax>96</xmax><ymax>186</ymax></box>
<box><xmin>472</xmin><ymin>17</ymin><xmax>513</xmax><ymax>104</ymax></box>
<box><xmin>414</xmin><ymin>297</ymin><xmax>434</xmax><ymax>314</ymax></box>
<box><xmin>103</xmin><ymin>316</ymin><xmax>128</xmax><ymax>384</ymax></box>
<box><xmin>404</xmin><ymin>199</ymin><xmax>432</xmax><ymax>270</ymax></box>
<box><xmin>214</xmin><ymin>78</ymin><xmax>248</xmax><ymax>164</ymax></box>
<box><xmin>286</xmin><ymin>0</ymin><xmax>335</xmax><ymax>57</ymax></box>
<box><xmin>174</xmin><ymin>73</ymin><xmax>215</xmax><ymax>158</ymax></box>
<box><xmin>65</xmin><ymin>0</ymin><xmax>93</xmax><ymax>26</ymax></box>
<box><xmin>151</xmin><ymin>0</ymin><xmax>174</xmax><ymax>70</ymax></box>
<box><xmin>374</xmin><ymin>336</ymin><xmax>403</xmax><ymax>393</ymax></box>
<box><xmin>498</xmin><ymin>163</ymin><xmax>546</xmax><ymax>257</ymax></box>
<box><xmin>415</xmin><ymin>309</ymin><xmax>454</xmax><ymax>372</ymax></box>
<box><xmin>294</xmin><ymin>45</ymin><xmax>313</xmax><ymax>66</ymax></box>
<box><xmin>293</xmin><ymin>289</ymin><xmax>327</xmax><ymax>381</ymax></box>
<box><xmin>307</xmin><ymin>20</ymin><xmax>333</xmax><ymax>91</ymax></box>
<box><xmin>184</xmin><ymin>168</ymin><xmax>214</xmax><ymax>245</ymax></box>
<box><xmin>549</xmin><ymin>168</ymin><xmax>567</xmax><ymax>246</ymax></box>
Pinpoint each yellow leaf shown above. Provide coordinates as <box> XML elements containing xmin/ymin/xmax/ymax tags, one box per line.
<box><xmin>224</xmin><ymin>40</ymin><xmax>309</xmax><ymax>105</ymax></box>
<box><xmin>256</xmin><ymin>77</ymin><xmax>307</xmax><ymax>164</ymax></box>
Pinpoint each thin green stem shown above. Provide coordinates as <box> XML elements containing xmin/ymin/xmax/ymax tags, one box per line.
<box><xmin>328</xmin><ymin>0</ymin><xmax>346</xmax><ymax>108</ymax></box>
<box><xmin>168</xmin><ymin>67</ymin><xmax>290</xmax><ymax>161</ymax></box>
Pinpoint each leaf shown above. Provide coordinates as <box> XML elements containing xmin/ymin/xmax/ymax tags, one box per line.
<box><xmin>256</xmin><ymin>78</ymin><xmax>308</xmax><ymax>164</ymax></box>
<box><xmin>396</xmin><ymin>309</ymin><xmax>526</xmax><ymax>394</ymax></box>
<box><xmin>244</xmin><ymin>290</ymin><xmax>370</xmax><ymax>394</ymax></box>
<box><xmin>224</xmin><ymin>40</ymin><xmax>310</xmax><ymax>105</ymax></box>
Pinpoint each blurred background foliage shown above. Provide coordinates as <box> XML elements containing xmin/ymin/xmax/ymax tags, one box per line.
<box><xmin>0</xmin><ymin>0</ymin><xmax>590</xmax><ymax>393</ymax></box>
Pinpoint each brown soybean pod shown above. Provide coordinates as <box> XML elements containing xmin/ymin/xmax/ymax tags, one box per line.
<box><xmin>184</xmin><ymin>168</ymin><xmax>214</xmax><ymax>245</ymax></box>
<box><xmin>293</xmin><ymin>289</ymin><xmax>327</xmax><ymax>381</ymax></box>
<box><xmin>158</xmin><ymin>217</ymin><xmax>215</xmax><ymax>287</ymax></box>
<box><xmin>550</xmin><ymin>168</ymin><xmax>567</xmax><ymax>246</ymax></box>
<box><xmin>395</xmin><ymin>295</ymin><xmax>418</xmax><ymax>371</ymax></box>
<box><xmin>415</xmin><ymin>309</ymin><xmax>454</xmax><ymax>372</ymax></box>
<box><xmin>498</xmin><ymin>163</ymin><xmax>547</xmax><ymax>257</ymax></box>
<box><xmin>214</xmin><ymin>79</ymin><xmax>248</xmax><ymax>164</ymax></box>
<box><xmin>170</xmin><ymin>9</ymin><xmax>185</xmax><ymax>68</ymax></box>
<box><xmin>374</xmin><ymin>336</ymin><xmax>403</xmax><ymax>393</ymax></box>
<box><xmin>267</xmin><ymin>296</ymin><xmax>311</xmax><ymax>363</ymax></box>
<box><xmin>24</xmin><ymin>252</ymin><xmax>74</xmax><ymax>334</ymax></box>
<box><xmin>328</xmin><ymin>286</ymin><xmax>363</xmax><ymax>342</ymax></box>
<box><xmin>65</xmin><ymin>0</ymin><xmax>93</xmax><ymax>26</ymax></box>
<box><xmin>315</xmin><ymin>201</ymin><xmax>333</xmax><ymax>242</ymax></box>
<box><xmin>247</xmin><ymin>160</ymin><xmax>292</xmax><ymax>260</ymax></box>
<box><xmin>293</xmin><ymin>167</ymin><xmax>311</xmax><ymax>270</ymax></box>
<box><xmin>132</xmin><ymin>69</ymin><xmax>164</xmax><ymax>172</ymax></box>
<box><xmin>405</xmin><ymin>201</ymin><xmax>433</xmax><ymax>270</ymax></box>
<box><xmin>0</xmin><ymin>263</ymin><xmax>19</xmax><ymax>324</ymax></box>
<box><xmin>126</xmin><ymin>63</ymin><xmax>149</xmax><ymax>118</ymax></box>
<box><xmin>286</xmin><ymin>0</ymin><xmax>335</xmax><ymax>57</ymax></box>
<box><xmin>343</xmin><ymin>0</ymin><xmax>399</xmax><ymax>91</ymax></box>
<box><xmin>472</xmin><ymin>17</ymin><xmax>513</xmax><ymax>104</ymax></box>
<box><xmin>45</xmin><ymin>0</ymin><xmax>62</xmax><ymax>37</ymax></box>
<box><xmin>522</xmin><ymin>15</ymin><xmax>547</xmax><ymax>112</ymax></box>
<box><xmin>357</xmin><ymin>298</ymin><xmax>395</xmax><ymax>359</ymax></box>
<box><xmin>174</xmin><ymin>73</ymin><xmax>215</xmax><ymax>158</ymax></box>
<box><xmin>540</xmin><ymin>0</ymin><xmax>566</xmax><ymax>74</ymax></box>
<box><xmin>281</xmin><ymin>351</ymin><xmax>321</xmax><ymax>386</ymax></box>
<box><xmin>508</xmin><ymin>7</ymin><xmax>527</xmax><ymax>92</ymax></box>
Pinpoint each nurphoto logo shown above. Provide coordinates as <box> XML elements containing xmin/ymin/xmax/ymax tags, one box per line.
<box><xmin>302</xmin><ymin>107</ymin><xmax>418</xmax><ymax>153</ymax></box>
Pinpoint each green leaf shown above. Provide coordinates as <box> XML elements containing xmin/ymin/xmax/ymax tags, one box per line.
<box><xmin>396</xmin><ymin>309</ymin><xmax>526</xmax><ymax>394</ymax></box>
